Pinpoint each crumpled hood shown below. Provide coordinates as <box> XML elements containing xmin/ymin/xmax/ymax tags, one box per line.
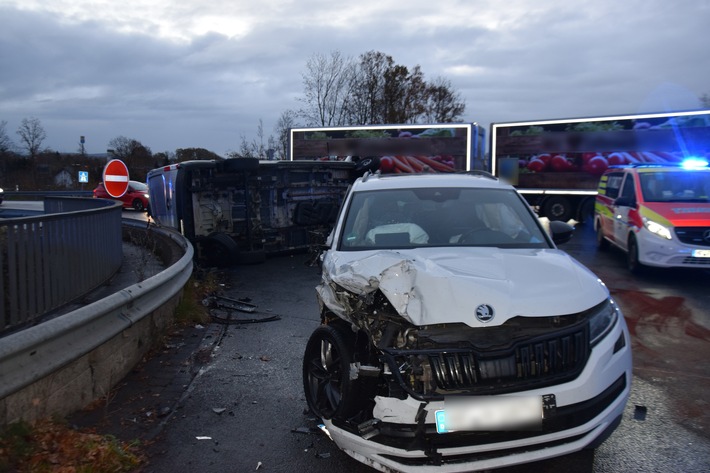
<box><xmin>317</xmin><ymin>247</ymin><xmax>608</xmax><ymax>327</ymax></box>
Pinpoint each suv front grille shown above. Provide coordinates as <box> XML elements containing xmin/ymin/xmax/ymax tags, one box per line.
<box><xmin>384</xmin><ymin>324</ymin><xmax>590</xmax><ymax>398</ymax></box>
<box><xmin>675</xmin><ymin>226</ymin><xmax>710</xmax><ymax>247</ymax></box>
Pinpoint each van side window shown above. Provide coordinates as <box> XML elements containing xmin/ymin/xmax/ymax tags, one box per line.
<box><xmin>620</xmin><ymin>174</ymin><xmax>636</xmax><ymax>200</ymax></box>
<box><xmin>603</xmin><ymin>173</ymin><xmax>624</xmax><ymax>199</ymax></box>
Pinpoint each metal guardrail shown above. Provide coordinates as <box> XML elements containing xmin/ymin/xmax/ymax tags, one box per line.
<box><xmin>0</xmin><ymin>197</ymin><xmax>123</xmax><ymax>332</ymax></box>
<box><xmin>0</xmin><ymin>220</ymin><xmax>194</xmax><ymax>405</ymax></box>
<box><xmin>1</xmin><ymin>190</ymin><xmax>94</xmax><ymax>199</ymax></box>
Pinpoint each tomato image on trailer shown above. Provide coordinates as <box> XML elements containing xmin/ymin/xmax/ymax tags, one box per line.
<box><xmin>594</xmin><ymin>160</ymin><xmax>710</xmax><ymax>273</ymax></box>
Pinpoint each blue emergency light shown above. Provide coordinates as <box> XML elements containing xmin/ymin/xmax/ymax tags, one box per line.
<box><xmin>680</xmin><ymin>157</ymin><xmax>709</xmax><ymax>169</ymax></box>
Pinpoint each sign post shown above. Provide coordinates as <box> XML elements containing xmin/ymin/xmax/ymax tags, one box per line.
<box><xmin>102</xmin><ymin>159</ymin><xmax>130</xmax><ymax>198</ymax></box>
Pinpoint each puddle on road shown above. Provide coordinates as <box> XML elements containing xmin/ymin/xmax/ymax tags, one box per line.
<box><xmin>610</xmin><ymin>287</ymin><xmax>710</xmax><ymax>439</ymax></box>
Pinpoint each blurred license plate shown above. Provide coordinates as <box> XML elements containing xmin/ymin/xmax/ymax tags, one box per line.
<box><xmin>435</xmin><ymin>396</ymin><xmax>542</xmax><ymax>433</ymax></box>
<box><xmin>692</xmin><ymin>249</ymin><xmax>710</xmax><ymax>258</ymax></box>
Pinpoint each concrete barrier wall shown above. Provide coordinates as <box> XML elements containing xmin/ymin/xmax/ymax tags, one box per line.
<box><xmin>0</xmin><ymin>222</ymin><xmax>193</xmax><ymax>426</ymax></box>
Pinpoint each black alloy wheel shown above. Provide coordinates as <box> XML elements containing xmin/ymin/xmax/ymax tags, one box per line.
<box><xmin>303</xmin><ymin>325</ymin><xmax>358</xmax><ymax>420</ymax></box>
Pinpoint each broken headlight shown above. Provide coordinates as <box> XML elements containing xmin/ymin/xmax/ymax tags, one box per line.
<box><xmin>589</xmin><ymin>298</ymin><xmax>620</xmax><ymax>346</ymax></box>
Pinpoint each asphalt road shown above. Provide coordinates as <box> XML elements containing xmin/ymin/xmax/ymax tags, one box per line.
<box><xmin>100</xmin><ymin>220</ymin><xmax>708</xmax><ymax>473</ymax></box>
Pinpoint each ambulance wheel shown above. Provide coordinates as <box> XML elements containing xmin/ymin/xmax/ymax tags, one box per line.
<box><xmin>303</xmin><ymin>325</ymin><xmax>359</xmax><ymax>420</ymax></box>
<box><xmin>627</xmin><ymin>235</ymin><xmax>645</xmax><ymax>274</ymax></box>
<box><xmin>596</xmin><ymin>221</ymin><xmax>609</xmax><ymax>250</ymax></box>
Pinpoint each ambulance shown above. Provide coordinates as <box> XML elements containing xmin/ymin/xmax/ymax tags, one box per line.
<box><xmin>594</xmin><ymin>159</ymin><xmax>710</xmax><ymax>272</ymax></box>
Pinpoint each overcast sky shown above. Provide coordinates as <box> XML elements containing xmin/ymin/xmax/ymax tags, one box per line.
<box><xmin>1</xmin><ymin>0</ymin><xmax>708</xmax><ymax>157</ymax></box>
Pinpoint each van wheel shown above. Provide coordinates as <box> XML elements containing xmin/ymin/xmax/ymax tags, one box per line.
<box><xmin>578</xmin><ymin>197</ymin><xmax>595</xmax><ymax>224</ymax></box>
<box><xmin>303</xmin><ymin>325</ymin><xmax>359</xmax><ymax>420</ymax></box>
<box><xmin>203</xmin><ymin>232</ymin><xmax>239</xmax><ymax>267</ymax></box>
<box><xmin>541</xmin><ymin>196</ymin><xmax>573</xmax><ymax>221</ymax></box>
<box><xmin>627</xmin><ymin>235</ymin><xmax>645</xmax><ymax>274</ymax></box>
<box><xmin>596</xmin><ymin>222</ymin><xmax>609</xmax><ymax>250</ymax></box>
<box><xmin>355</xmin><ymin>156</ymin><xmax>380</xmax><ymax>174</ymax></box>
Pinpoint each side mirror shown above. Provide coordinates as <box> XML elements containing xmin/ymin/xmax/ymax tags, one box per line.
<box><xmin>549</xmin><ymin>220</ymin><xmax>574</xmax><ymax>245</ymax></box>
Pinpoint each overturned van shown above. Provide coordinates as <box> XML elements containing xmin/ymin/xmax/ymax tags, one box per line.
<box><xmin>146</xmin><ymin>158</ymin><xmax>356</xmax><ymax>266</ymax></box>
<box><xmin>303</xmin><ymin>171</ymin><xmax>632</xmax><ymax>472</ymax></box>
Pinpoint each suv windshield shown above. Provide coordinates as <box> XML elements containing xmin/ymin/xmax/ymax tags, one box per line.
<box><xmin>339</xmin><ymin>187</ymin><xmax>550</xmax><ymax>250</ymax></box>
<box><xmin>640</xmin><ymin>171</ymin><xmax>710</xmax><ymax>203</ymax></box>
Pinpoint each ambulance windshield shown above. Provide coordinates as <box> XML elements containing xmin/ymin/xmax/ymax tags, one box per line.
<box><xmin>640</xmin><ymin>171</ymin><xmax>710</xmax><ymax>203</ymax></box>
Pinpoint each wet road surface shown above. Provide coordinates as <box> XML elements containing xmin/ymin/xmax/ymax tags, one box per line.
<box><xmin>70</xmin><ymin>221</ymin><xmax>710</xmax><ymax>472</ymax></box>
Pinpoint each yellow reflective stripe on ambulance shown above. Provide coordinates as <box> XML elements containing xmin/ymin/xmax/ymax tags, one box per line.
<box><xmin>638</xmin><ymin>206</ymin><xmax>673</xmax><ymax>227</ymax></box>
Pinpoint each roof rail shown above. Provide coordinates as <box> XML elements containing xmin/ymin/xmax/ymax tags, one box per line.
<box><xmin>463</xmin><ymin>170</ymin><xmax>498</xmax><ymax>180</ymax></box>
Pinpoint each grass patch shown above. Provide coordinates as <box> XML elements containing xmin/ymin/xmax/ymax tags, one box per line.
<box><xmin>0</xmin><ymin>418</ymin><xmax>143</xmax><ymax>472</ymax></box>
<box><xmin>174</xmin><ymin>270</ymin><xmax>223</xmax><ymax>326</ymax></box>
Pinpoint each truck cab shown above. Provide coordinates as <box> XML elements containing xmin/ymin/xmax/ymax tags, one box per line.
<box><xmin>594</xmin><ymin>160</ymin><xmax>710</xmax><ymax>272</ymax></box>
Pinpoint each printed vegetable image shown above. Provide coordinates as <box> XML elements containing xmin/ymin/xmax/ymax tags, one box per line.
<box><xmin>517</xmin><ymin>149</ymin><xmax>707</xmax><ymax>178</ymax></box>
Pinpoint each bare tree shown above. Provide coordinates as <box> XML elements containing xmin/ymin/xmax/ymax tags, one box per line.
<box><xmin>16</xmin><ymin>117</ymin><xmax>47</xmax><ymax>157</ymax></box>
<box><xmin>107</xmin><ymin>135</ymin><xmax>152</xmax><ymax>180</ymax></box>
<box><xmin>296</xmin><ymin>50</ymin><xmax>466</xmax><ymax>127</ymax></box>
<box><xmin>0</xmin><ymin>120</ymin><xmax>14</xmax><ymax>154</ymax></box>
<box><xmin>299</xmin><ymin>51</ymin><xmax>355</xmax><ymax>127</ymax></box>
<box><xmin>701</xmin><ymin>93</ymin><xmax>710</xmax><ymax>109</ymax></box>
<box><xmin>274</xmin><ymin>109</ymin><xmax>298</xmax><ymax>160</ymax></box>
<box><xmin>228</xmin><ymin>119</ymin><xmax>271</xmax><ymax>159</ymax></box>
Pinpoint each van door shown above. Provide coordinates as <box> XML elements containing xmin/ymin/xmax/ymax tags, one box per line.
<box><xmin>612</xmin><ymin>173</ymin><xmax>637</xmax><ymax>250</ymax></box>
<box><xmin>597</xmin><ymin>172</ymin><xmax>624</xmax><ymax>244</ymax></box>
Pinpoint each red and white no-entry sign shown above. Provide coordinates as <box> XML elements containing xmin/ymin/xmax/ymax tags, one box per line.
<box><xmin>102</xmin><ymin>159</ymin><xmax>130</xmax><ymax>198</ymax></box>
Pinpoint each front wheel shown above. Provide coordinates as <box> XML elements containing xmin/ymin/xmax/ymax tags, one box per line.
<box><xmin>132</xmin><ymin>199</ymin><xmax>145</xmax><ymax>212</ymax></box>
<box><xmin>303</xmin><ymin>325</ymin><xmax>358</xmax><ymax>420</ymax></box>
<box><xmin>627</xmin><ymin>234</ymin><xmax>645</xmax><ymax>274</ymax></box>
<box><xmin>596</xmin><ymin>221</ymin><xmax>609</xmax><ymax>250</ymax></box>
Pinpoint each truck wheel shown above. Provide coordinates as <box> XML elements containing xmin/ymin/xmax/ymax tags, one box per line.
<box><xmin>303</xmin><ymin>325</ymin><xmax>359</xmax><ymax>420</ymax></box>
<box><xmin>203</xmin><ymin>232</ymin><xmax>239</xmax><ymax>267</ymax></box>
<box><xmin>542</xmin><ymin>196</ymin><xmax>573</xmax><ymax>222</ymax></box>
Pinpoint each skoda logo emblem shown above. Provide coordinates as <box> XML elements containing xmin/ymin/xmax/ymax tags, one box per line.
<box><xmin>475</xmin><ymin>304</ymin><xmax>495</xmax><ymax>323</ymax></box>
<box><xmin>703</xmin><ymin>229</ymin><xmax>710</xmax><ymax>243</ymax></box>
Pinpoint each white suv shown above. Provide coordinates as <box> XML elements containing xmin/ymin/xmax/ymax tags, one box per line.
<box><xmin>303</xmin><ymin>171</ymin><xmax>632</xmax><ymax>472</ymax></box>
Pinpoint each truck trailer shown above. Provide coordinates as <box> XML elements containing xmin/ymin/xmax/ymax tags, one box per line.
<box><xmin>489</xmin><ymin>109</ymin><xmax>710</xmax><ymax>222</ymax></box>
<box><xmin>289</xmin><ymin>122</ymin><xmax>486</xmax><ymax>174</ymax></box>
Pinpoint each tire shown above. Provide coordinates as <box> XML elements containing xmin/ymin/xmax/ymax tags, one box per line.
<box><xmin>355</xmin><ymin>156</ymin><xmax>381</xmax><ymax>174</ymax></box>
<box><xmin>596</xmin><ymin>221</ymin><xmax>609</xmax><ymax>250</ymax></box>
<box><xmin>202</xmin><ymin>232</ymin><xmax>239</xmax><ymax>267</ymax></box>
<box><xmin>541</xmin><ymin>196</ymin><xmax>573</xmax><ymax>222</ymax></box>
<box><xmin>223</xmin><ymin>157</ymin><xmax>259</xmax><ymax>172</ymax></box>
<box><xmin>303</xmin><ymin>325</ymin><xmax>359</xmax><ymax>420</ymax></box>
<box><xmin>627</xmin><ymin>234</ymin><xmax>645</xmax><ymax>274</ymax></box>
<box><xmin>578</xmin><ymin>197</ymin><xmax>595</xmax><ymax>225</ymax></box>
<box><xmin>132</xmin><ymin>199</ymin><xmax>145</xmax><ymax>212</ymax></box>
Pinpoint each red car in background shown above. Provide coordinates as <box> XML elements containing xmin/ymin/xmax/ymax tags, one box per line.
<box><xmin>93</xmin><ymin>180</ymin><xmax>150</xmax><ymax>212</ymax></box>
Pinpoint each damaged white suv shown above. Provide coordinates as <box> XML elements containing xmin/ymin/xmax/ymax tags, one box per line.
<box><xmin>303</xmin><ymin>171</ymin><xmax>632</xmax><ymax>473</ymax></box>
